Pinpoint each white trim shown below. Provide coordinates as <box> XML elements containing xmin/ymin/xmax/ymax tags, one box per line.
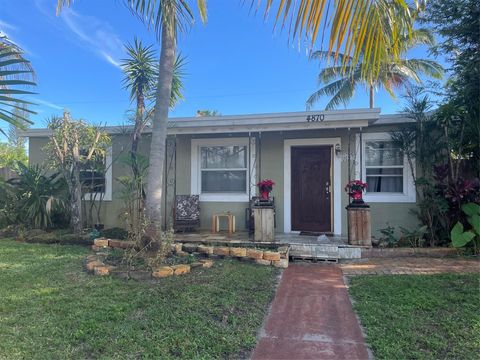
<box><xmin>283</xmin><ymin>138</ymin><xmax>342</xmax><ymax>235</ymax></box>
<box><xmin>355</xmin><ymin>132</ymin><xmax>416</xmax><ymax>203</ymax></box>
<box><xmin>190</xmin><ymin>138</ymin><xmax>256</xmax><ymax>202</ymax></box>
<box><xmin>83</xmin><ymin>146</ymin><xmax>112</xmax><ymax>201</ymax></box>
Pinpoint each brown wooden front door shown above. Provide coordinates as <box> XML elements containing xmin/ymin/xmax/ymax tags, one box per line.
<box><xmin>291</xmin><ymin>146</ymin><xmax>332</xmax><ymax>232</ymax></box>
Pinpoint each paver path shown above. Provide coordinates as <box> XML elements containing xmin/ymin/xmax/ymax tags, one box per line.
<box><xmin>340</xmin><ymin>257</ymin><xmax>480</xmax><ymax>275</ymax></box>
<box><xmin>252</xmin><ymin>264</ymin><xmax>369</xmax><ymax>360</ymax></box>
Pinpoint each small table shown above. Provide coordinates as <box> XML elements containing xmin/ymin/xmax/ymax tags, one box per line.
<box><xmin>211</xmin><ymin>213</ymin><xmax>236</xmax><ymax>235</ymax></box>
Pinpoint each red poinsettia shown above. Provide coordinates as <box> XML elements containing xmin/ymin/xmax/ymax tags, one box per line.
<box><xmin>345</xmin><ymin>180</ymin><xmax>368</xmax><ymax>193</ymax></box>
<box><xmin>345</xmin><ymin>180</ymin><xmax>367</xmax><ymax>202</ymax></box>
<box><xmin>257</xmin><ymin>179</ymin><xmax>275</xmax><ymax>200</ymax></box>
<box><xmin>257</xmin><ymin>179</ymin><xmax>275</xmax><ymax>190</ymax></box>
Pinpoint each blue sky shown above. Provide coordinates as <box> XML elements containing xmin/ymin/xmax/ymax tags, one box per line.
<box><xmin>1</xmin><ymin>0</ymin><xmax>445</xmax><ymax>131</ymax></box>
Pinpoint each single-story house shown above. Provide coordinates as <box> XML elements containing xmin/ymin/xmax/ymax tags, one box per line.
<box><xmin>24</xmin><ymin>108</ymin><xmax>418</xmax><ymax>237</ymax></box>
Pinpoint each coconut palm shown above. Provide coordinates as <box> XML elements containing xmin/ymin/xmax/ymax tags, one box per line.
<box><xmin>306</xmin><ymin>28</ymin><xmax>444</xmax><ymax>110</ymax></box>
<box><xmin>0</xmin><ymin>35</ymin><xmax>36</xmax><ymax>132</ymax></box>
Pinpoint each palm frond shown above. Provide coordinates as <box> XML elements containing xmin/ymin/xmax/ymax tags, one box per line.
<box><xmin>260</xmin><ymin>0</ymin><xmax>417</xmax><ymax>81</ymax></box>
<box><xmin>306</xmin><ymin>74</ymin><xmax>357</xmax><ymax>110</ymax></box>
<box><xmin>400</xmin><ymin>59</ymin><xmax>444</xmax><ymax>79</ymax></box>
<box><xmin>125</xmin><ymin>0</ymin><xmax>207</xmax><ymax>38</ymax></box>
<box><xmin>121</xmin><ymin>38</ymin><xmax>187</xmax><ymax>110</ymax></box>
<box><xmin>0</xmin><ymin>36</ymin><xmax>36</xmax><ymax>129</ymax></box>
<box><xmin>121</xmin><ymin>37</ymin><xmax>157</xmax><ymax>103</ymax></box>
<box><xmin>170</xmin><ymin>53</ymin><xmax>187</xmax><ymax>108</ymax></box>
<box><xmin>318</xmin><ymin>65</ymin><xmax>354</xmax><ymax>84</ymax></box>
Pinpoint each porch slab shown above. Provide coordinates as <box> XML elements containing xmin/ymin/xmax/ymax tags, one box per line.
<box><xmin>174</xmin><ymin>231</ymin><xmax>364</xmax><ymax>260</ymax></box>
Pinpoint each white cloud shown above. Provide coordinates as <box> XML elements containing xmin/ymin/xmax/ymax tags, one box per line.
<box><xmin>35</xmin><ymin>98</ymin><xmax>63</xmax><ymax>110</ymax></box>
<box><xmin>59</xmin><ymin>8</ymin><xmax>124</xmax><ymax>69</ymax></box>
<box><xmin>0</xmin><ymin>19</ymin><xmax>17</xmax><ymax>31</ymax></box>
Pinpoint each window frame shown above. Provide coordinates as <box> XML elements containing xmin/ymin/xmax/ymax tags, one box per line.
<box><xmin>356</xmin><ymin>132</ymin><xmax>415</xmax><ymax>203</ymax></box>
<box><xmin>191</xmin><ymin>138</ymin><xmax>256</xmax><ymax>202</ymax></box>
<box><xmin>81</xmin><ymin>146</ymin><xmax>113</xmax><ymax>201</ymax></box>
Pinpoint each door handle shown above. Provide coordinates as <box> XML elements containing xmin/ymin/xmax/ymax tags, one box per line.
<box><xmin>325</xmin><ymin>182</ymin><xmax>331</xmax><ymax>194</ymax></box>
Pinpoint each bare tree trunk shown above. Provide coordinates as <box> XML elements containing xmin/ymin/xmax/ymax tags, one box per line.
<box><xmin>70</xmin><ymin>169</ymin><xmax>83</xmax><ymax>234</ymax></box>
<box><xmin>131</xmin><ymin>93</ymin><xmax>145</xmax><ymax>182</ymax></box>
<box><xmin>369</xmin><ymin>85</ymin><xmax>374</xmax><ymax>108</ymax></box>
<box><xmin>145</xmin><ymin>25</ymin><xmax>176</xmax><ymax>226</ymax></box>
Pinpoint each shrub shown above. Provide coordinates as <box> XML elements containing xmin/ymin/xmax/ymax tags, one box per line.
<box><xmin>399</xmin><ymin>226</ymin><xmax>427</xmax><ymax>248</ymax></box>
<box><xmin>3</xmin><ymin>163</ymin><xmax>69</xmax><ymax>230</ymax></box>
<box><xmin>378</xmin><ymin>224</ymin><xmax>398</xmax><ymax>247</ymax></box>
<box><xmin>100</xmin><ymin>227</ymin><xmax>129</xmax><ymax>240</ymax></box>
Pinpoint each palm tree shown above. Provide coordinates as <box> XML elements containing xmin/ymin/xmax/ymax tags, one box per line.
<box><xmin>121</xmin><ymin>38</ymin><xmax>186</xmax><ymax>192</ymax></box>
<box><xmin>0</xmin><ymin>35</ymin><xmax>36</xmax><ymax>132</ymax></box>
<box><xmin>56</xmin><ymin>0</ymin><xmax>417</xmax><ymax>226</ymax></box>
<box><xmin>306</xmin><ymin>28</ymin><xmax>444</xmax><ymax>110</ymax></box>
<box><xmin>57</xmin><ymin>0</ymin><xmax>205</xmax><ymax>226</ymax></box>
<box><xmin>121</xmin><ymin>1</ymin><xmax>206</xmax><ymax>225</ymax></box>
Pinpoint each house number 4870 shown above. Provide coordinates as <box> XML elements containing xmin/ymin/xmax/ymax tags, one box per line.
<box><xmin>306</xmin><ymin>114</ymin><xmax>325</xmax><ymax>122</ymax></box>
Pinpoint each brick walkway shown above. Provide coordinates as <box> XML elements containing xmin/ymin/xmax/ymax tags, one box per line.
<box><xmin>340</xmin><ymin>257</ymin><xmax>480</xmax><ymax>275</ymax></box>
<box><xmin>252</xmin><ymin>264</ymin><xmax>370</xmax><ymax>360</ymax></box>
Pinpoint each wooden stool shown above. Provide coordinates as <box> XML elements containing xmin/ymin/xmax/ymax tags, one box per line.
<box><xmin>211</xmin><ymin>213</ymin><xmax>236</xmax><ymax>235</ymax></box>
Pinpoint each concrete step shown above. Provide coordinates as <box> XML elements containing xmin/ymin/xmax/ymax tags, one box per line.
<box><xmin>289</xmin><ymin>244</ymin><xmax>361</xmax><ymax>260</ymax></box>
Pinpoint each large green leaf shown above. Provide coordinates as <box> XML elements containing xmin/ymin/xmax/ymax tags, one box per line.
<box><xmin>451</xmin><ymin>222</ymin><xmax>475</xmax><ymax>248</ymax></box>
<box><xmin>467</xmin><ymin>214</ymin><xmax>480</xmax><ymax>235</ymax></box>
<box><xmin>462</xmin><ymin>202</ymin><xmax>480</xmax><ymax>217</ymax></box>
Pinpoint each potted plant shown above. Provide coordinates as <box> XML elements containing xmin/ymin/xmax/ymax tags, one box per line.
<box><xmin>257</xmin><ymin>179</ymin><xmax>275</xmax><ymax>200</ymax></box>
<box><xmin>345</xmin><ymin>180</ymin><xmax>368</xmax><ymax>205</ymax></box>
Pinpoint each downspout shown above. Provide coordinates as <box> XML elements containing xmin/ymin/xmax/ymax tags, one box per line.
<box><xmin>348</xmin><ymin>127</ymin><xmax>351</xmax><ymax>206</ymax></box>
<box><xmin>258</xmin><ymin>131</ymin><xmax>262</xmax><ymax>183</ymax></box>
<box><xmin>359</xmin><ymin>128</ymin><xmax>363</xmax><ymax>180</ymax></box>
<box><xmin>248</xmin><ymin>131</ymin><xmax>251</xmax><ymax>200</ymax></box>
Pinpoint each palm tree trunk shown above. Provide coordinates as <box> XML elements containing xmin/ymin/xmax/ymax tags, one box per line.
<box><xmin>131</xmin><ymin>93</ymin><xmax>145</xmax><ymax>189</ymax></box>
<box><xmin>369</xmin><ymin>85</ymin><xmax>374</xmax><ymax>108</ymax></box>
<box><xmin>145</xmin><ymin>25</ymin><xmax>176</xmax><ymax>226</ymax></box>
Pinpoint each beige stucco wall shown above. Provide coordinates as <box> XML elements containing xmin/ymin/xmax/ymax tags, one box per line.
<box><xmin>29</xmin><ymin>125</ymin><xmax>419</xmax><ymax>236</ymax></box>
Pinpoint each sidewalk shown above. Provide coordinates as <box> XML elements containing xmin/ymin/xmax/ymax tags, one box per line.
<box><xmin>252</xmin><ymin>264</ymin><xmax>370</xmax><ymax>360</ymax></box>
<box><xmin>340</xmin><ymin>256</ymin><xmax>480</xmax><ymax>275</ymax></box>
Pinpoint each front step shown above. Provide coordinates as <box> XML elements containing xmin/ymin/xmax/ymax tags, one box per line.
<box><xmin>291</xmin><ymin>256</ymin><xmax>339</xmax><ymax>263</ymax></box>
<box><xmin>289</xmin><ymin>244</ymin><xmax>361</xmax><ymax>261</ymax></box>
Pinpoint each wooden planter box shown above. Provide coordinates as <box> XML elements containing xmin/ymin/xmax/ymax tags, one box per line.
<box><xmin>347</xmin><ymin>205</ymin><xmax>371</xmax><ymax>246</ymax></box>
<box><xmin>253</xmin><ymin>207</ymin><xmax>275</xmax><ymax>242</ymax></box>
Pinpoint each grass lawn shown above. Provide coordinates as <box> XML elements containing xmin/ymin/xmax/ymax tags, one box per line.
<box><xmin>0</xmin><ymin>239</ymin><xmax>278</xmax><ymax>359</ymax></box>
<box><xmin>349</xmin><ymin>274</ymin><xmax>480</xmax><ymax>360</ymax></box>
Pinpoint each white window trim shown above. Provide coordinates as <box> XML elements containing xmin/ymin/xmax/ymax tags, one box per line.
<box><xmin>284</xmin><ymin>138</ymin><xmax>342</xmax><ymax>235</ymax></box>
<box><xmin>355</xmin><ymin>132</ymin><xmax>415</xmax><ymax>203</ymax></box>
<box><xmin>191</xmin><ymin>138</ymin><xmax>256</xmax><ymax>202</ymax></box>
<box><xmin>82</xmin><ymin>146</ymin><xmax>112</xmax><ymax>201</ymax></box>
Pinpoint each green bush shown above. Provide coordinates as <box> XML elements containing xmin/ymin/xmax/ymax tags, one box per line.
<box><xmin>100</xmin><ymin>227</ymin><xmax>129</xmax><ymax>240</ymax></box>
<box><xmin>2</xmin><ymin>163</ymin><xmax>69</xmax><ymax>229</ymax></box>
